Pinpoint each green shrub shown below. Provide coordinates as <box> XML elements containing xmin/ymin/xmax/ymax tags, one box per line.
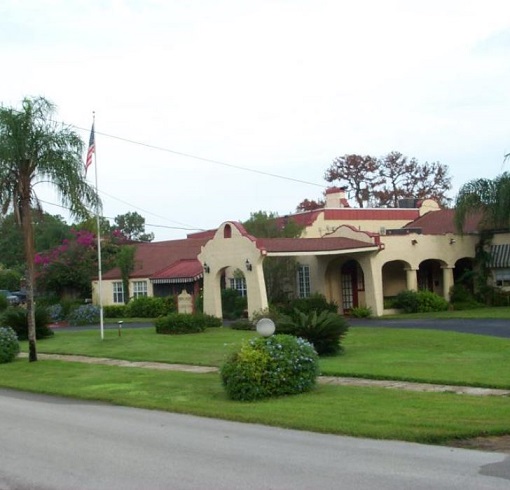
<box><xmin>394</xmin><ymin>290</ymin><xmax>448</xmax><ymax>313</ymax></box>
<box><xmin>221</xmin><ymin>289</ymin><xmax>247</xmax><ymax>320</ymax></box>
<box><xmin>383</xmin><ymin>297</ymin><xmax>397</xmax><ymax>309</ymax></box>
<box><xmin>229</xmin><ymin>319</ymin><xmax>254</xmax><ymax>331</ymax></box>
<box><xmin>0</xmin><ymin>295</ymin><xmax>8</xmax><ymax>312</ymax></box>
<box><xmin>103</xmin><ymin>305</ymin><xmax>127</xmax><ymax>318</ymax></box>
<box><xmin>125</xmin><ymin>296</ymin><xmax>174</xmax><ymax>318</ymax></box>
<box><xmin>0</xmin><ymin>307</ymin><xmax>54</xmax><ymax>340</ymax></box>
<box><xmin>0</xmin><ymin>326</ymin><xmax>20</xmax><ymax>363</ymax></box>
<box><xmin>281</xmin><ymin>293</ymin><xmax>337</xmax><ymax>316</ymax></box>
<box><xmin>220</xmin><ymin>334</ymin><xmax>319</xmax><ymax>401</ymax></box>
<box><xmin>67</xmin><ymin>304</ymin><xmax>100</xmax><ymax>326</ymax></box>
<box><xmin>155</xmin><ymin>312</ymin><xmax>222</xmax><ymax>334</ymax></box>
<box><xmin>277</xmin><ymin>309</ymin><xmax>349</xmax><ymax>356</ymax></box>
<box><xmin>350</xmin><ymin>306</ymin><xmax>372</xmax><ymax>318</ymax></box>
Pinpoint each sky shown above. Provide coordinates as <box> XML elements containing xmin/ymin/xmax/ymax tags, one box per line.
<box><xmin>2</xmin><ymin>0</ymin><xmax>510</xmax><ymax>241</ymax></box>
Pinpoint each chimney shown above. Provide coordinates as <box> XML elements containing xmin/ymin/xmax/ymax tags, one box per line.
<box><xmin>325</xmin><ymin>186</ymin><xmax>350</xmax><ymax>208</ymax></box>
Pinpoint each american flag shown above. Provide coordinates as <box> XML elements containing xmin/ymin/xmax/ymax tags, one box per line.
<box><xmin>85</xmin><ymin>123</ymin><xmax>95</xmax><ymax>174</ymax></box>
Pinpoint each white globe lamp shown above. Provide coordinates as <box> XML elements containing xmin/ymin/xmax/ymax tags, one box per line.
<box><xmin>256</xmin><ymin>318</ymin><xmax>275</xmax><ymax>337</ymax></box>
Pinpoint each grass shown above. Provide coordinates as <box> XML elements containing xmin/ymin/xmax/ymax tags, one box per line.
<box><xmin>1</xmin><ymin>359</ymin><xmax>509</xmax><ymax>444</ymax></box>
<box><xmin>24</xmin><ymin>326</ymin><xmax>510</xmax><ymax>389</ymax></box>
<box><xmin>4</xmin><ymin>322</ymin><xmax>510</xmax><ymax>445</ymax></box>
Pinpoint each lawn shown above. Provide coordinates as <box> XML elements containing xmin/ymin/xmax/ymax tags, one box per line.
<box><xmin>22</xmin><ymin>325</ymin><xmax>510</xmax><ymax>388</ymax></box>
<box><xmin>1</xmin><ymin>359</ymin><xmax>509</xmax><ymax>444</ymax></box>
<box><xmin>4</xmin><ymin>323</ymin><xmax>510</xmax><ymax>445</ymax></box>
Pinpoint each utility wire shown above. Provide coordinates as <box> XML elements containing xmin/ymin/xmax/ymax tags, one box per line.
<box><xmin>72</xmin><ymin>125</ymin><xmax>325</xmax><ymax>189</ymax></box>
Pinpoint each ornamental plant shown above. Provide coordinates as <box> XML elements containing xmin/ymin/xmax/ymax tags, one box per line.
<box><xmin>277</xmin><ymin>309</ymin><xmax>349</xmax><ymax>356</ymax></box>
<box><xmin>67</xmin><ymin>304</ymin><xmax>100</xmax><ymax>326</ymax></box>
<box><xmin>1</xmin><ymin>307</ymin><xmax>54</xmax><ymax>340</ymax></box>
<box><xmin>220</xmin><ymin>334</ymin><xmax>319</xmax><ymax>401</ymax></box>
<box><xmin>0</xmin><ymin>326</ymin><xmax>20</xmax><ymax>363</ymax></box>
<box><xmin>155</xmin><ymin>312</ymin><xmax>222</xmax><ymax>334</ymax></box>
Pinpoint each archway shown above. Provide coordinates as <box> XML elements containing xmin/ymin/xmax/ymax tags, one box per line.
<box><xmin>340</xmin><ymin>259</ymin><xmax>365</xmax><ymax>312</ymax></box>
<box><xmin>418</xmin><ymin>259</ymin><xmax>447</xmax><ymax>296</ymax></box>
<box><xmin>381</xmin><ymin>260</ymin><xmax>410</xmax><ymax>303</ymax></box>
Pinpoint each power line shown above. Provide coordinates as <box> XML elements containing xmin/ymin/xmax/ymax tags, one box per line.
<box><xmin>37</xmin><ymin>199</ymin><xmax>205</xmax><ymax>232</ymax></box>
<box><xmin>72</xmin><ymin>125</ymin><xmax>325</xmax><ymax>189</ymax></box>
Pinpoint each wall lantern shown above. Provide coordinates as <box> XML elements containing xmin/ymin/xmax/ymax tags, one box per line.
<box><xmin>245</xmin><ymin>259</ymin><xmax>253</xmax><ymax>271</ymax></box>
<box><xmin>203</xmin><ymin>262</ymin><xmax>210</xmax><ymax>274</ymax></box>
<box><xmin>411</xmin><ymin>239</ymin><xmax>418</xmax><ymax>245</ymax></box>
<box><xmin>449</xmin><ymin>238</ymin><xmax>456</xmax><ymax>245</ymax></box>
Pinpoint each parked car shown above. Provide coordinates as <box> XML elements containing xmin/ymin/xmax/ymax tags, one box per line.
<box><xmin>11</xmin><ymin>291</ymin><xmax>27</xmax><ymax>304</ymax></box>
<box><xmin>0</xmin><ymin>290</ymin><xmax>20</xmax><ymax>306</ymax></box>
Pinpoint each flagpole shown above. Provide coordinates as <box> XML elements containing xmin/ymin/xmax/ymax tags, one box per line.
<box><xmin>91</xmin><ymin>113</ymin><xmax>105</xmax><ymax>340</ymax></box>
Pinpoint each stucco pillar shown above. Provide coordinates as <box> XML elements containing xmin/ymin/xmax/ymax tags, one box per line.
<box><xmin>441</xmin><ymin>266</ymin><xmax>454</xmax><ymax>301</ymax></box>
<box><xmin>405</xmin><ymin>268</ymin><xmax>418</xmax><ymax>291</ymax></box>
<box><xmin>358</xmin><ymin>256</ymin><xmax>384</xmax><ymax>317</ymax></box>
<box><xmin>245</xmin><ymin>261</ymin><xmax>269</xmax><ymax>318</ymax></box>
<box><xmin>202</xmin><ymin>270</ymin><xmax>222</xmax><ymax>319</ymax></box>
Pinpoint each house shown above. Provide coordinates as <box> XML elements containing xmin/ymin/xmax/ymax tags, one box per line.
<box><xmin>92</xmin><ymin>187</ymin><xmax>507</xmax><ymax>318</ymax></box>
<box><xmin>93</xmin><ymin>237</ymin><xmax>209</xmax><ymax>307</ymax></box>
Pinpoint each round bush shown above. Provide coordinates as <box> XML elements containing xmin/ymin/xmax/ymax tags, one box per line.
<box><xmin>0</xmin><ymin>326</ymin><xmax>20</xmax><ymax>363</ymax></box>
<box><xmin>125</xmin><ymin>296</ymin><xmax>174</xmax><ymax>318</ymax></box>
<box><xmin>67</xmin><ymin>304</ymin><xmax>100</xmax><ymax>326</ymax></box>
<box><xmin>220</xmin><ymin>334</ymin><xmax>319</xmax><ymax>401</ymax></box>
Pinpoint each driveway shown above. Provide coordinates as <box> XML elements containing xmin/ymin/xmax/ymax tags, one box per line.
<box><xmin>349</xmin><ymin>318</ymin><xmax>510</xmax><ymax>338</ymax></box>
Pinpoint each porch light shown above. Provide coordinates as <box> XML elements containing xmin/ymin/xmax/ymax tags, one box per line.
<box><xmin>411</xmin><ymin>239</ymin><xmax>418</xmax><ymax>245</ymax></box>
<box><xmin>449</xmin><ymin>238</ymin><xmax>456</xmax><ymax>245</ymax></box>
<box><xmin>203</xmin><ymin>263</ymin><xmax>210</xmax><ymax>273</ymax></box>
<box><xmin>245</xmin><ymin>259</ymin><xmax>252</xmax><ymax>271</ymax></box>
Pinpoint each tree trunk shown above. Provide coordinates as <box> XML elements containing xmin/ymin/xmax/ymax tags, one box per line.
<box><xmin>21</xmin><ymin>198</ymin><xmax>37</xmax><ymax>362</ymax></box>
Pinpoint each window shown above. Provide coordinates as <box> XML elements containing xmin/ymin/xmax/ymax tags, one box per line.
<box><xmin>495</xmin><ymin>269</ymin><xmax>510</xmax><ymax>287</ymax></box>
<box><xmin>113</xmin><ymin>282</ymin><xmax>124</xmax><ymax>304</ymax></box>
<box><xmin>229</xmin><ymin>277</ymin><xmax>247</xmax><ymax>297</ymax></box>
<box><xmin>133</xmin><ymin>281</ymin><xmax>148</xmax><ymax>298</ymax></box>
<box><xmin>297</xmin><ymin>265</ymin><xmax>311</xmax><ymax>298</ymax></box>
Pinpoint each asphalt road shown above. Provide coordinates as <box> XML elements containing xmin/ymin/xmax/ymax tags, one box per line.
<box><xmin>70</xmin><ymin>317</ymin><xmax>510</xmax><ymax>338</ymax></box>
<box><xmin>349</xmin><ymin>317</ymin><xmax>510</xmax><ymax>338</ymax></box>
<box><xmin>0</xmin><ymin>389</ymin><xmax>508</xmax><ymax>490</ymax></box>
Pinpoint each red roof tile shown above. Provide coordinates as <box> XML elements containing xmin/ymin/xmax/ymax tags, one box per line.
<box><xmin>257</xmin><ymin>237</ymin><xmax>377</xmax><ymax>253</ymax></box>
<box><xmin>102</xmin><ymin>238</ymin><xmax>208</xmax><ymax>280</ymax></box>
<box><xmin>404</xmin><ymin>210</ymin><xmax>481</xmax><ymax>235</ymax></box>
<box><xmin>151</xmin><ymin>259</ymin><xmax>203</xmax><ymax>283</ymax></box>
<box><xmin>324</xmin><ymin>208</ymin><xmax>419</xmax><ymax>221</ymax></box>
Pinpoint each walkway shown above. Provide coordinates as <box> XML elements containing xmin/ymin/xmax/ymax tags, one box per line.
<box><xmin>20</xmin><ymin>353</ymin><xmax>510</xmax><ymax>397</ymax></box>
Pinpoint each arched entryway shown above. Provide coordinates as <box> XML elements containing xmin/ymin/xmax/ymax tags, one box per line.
<box><xmin>454</xmin><ymin>257</ymin><xmax>475</xmax><ymax>293</ymax></box>
<box><xmin>418</xmin><ymin>259</ymin><xmax>449</xmax><ymax>297</ymax></box>
<box><xmin>340</xmin><ymin>259</ymin><xmax>365</xmax><ymax>312</ymax></box>
<box><xmin>381</xmin><ymin>260</ymin><xmax>410</xmax><ymax>303</ymax></box>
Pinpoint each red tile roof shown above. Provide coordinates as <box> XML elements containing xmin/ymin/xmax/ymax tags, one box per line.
<box><xmin>324</xmin><ymin>208</ymin><xmax>419</xmax><ymax>221</ymax></box>
<box><xmin>403</xmin><ymin>209</ymin><xmax>481</xmax><ymax>235</ymax></box>
<box><xmin>151</xmin><ymin>259</ymin><xmax>203</xmax><ymax>283</ymax></box>
<box><xmin>257</xmin><ymin>237</ymin><xmax>378</xmax><ymax>253</ymax></box>
<box><xmin>102</xmin><ymin>238</ymin><xmax>208</xmax><ymax>280</ymax></box>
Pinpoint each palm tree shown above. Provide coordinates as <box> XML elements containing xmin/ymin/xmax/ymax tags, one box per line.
<box><xmin>0</xmin><ymin>96</ymin><xmax>100</xmax><ymax>361</ymax></box>
<box><xmin>454</xmin><ymin>172</ymin><xmax>510</xmax><ymax>232</ymax></box>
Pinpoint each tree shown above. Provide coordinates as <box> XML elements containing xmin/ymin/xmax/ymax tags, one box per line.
<box><xmin>113</xmin><ymin>211</ymin><xmax>154</xmax><ymax>242</ymax></box>
<box><xmin>325</xmin><ymin>154</ymin><xmax>381</xmax><ymax>207</ymax></box>
<box><xmin>0</xmin><ymin>212</ymin><xmax>71</xmax><ymax>269</ymax></box>
<box><xmin>116</xmin><ymin>245</ymin><xmax>136</xmax><ymax>304</ymax></box>
<box><xmin>455</xmin><ymin>172</ymin><xmax>510</xmax><ymax>232</ymax></box>
<box><xmin>243</xmin><ymin>212</ymin><xmax>304</xmax><ymax>303</ymax></box>
<box><xmin>323</xmin><ymin>152</ymin><xmax>452</xmax><ymax>208</ymax></box>
<box><xmin>296</xmin><ymin>198</ymin><xmax>325</xmax><ymax>212</ymax></box>
<box><xmin>0</xmin><ymin>96</ymin><xmax>100</xmax><ymax>361</ymax></box>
